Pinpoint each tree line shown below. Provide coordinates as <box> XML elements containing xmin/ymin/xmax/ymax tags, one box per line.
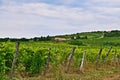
<box><xmin>0</xmin><ymin>35</ymin><xmax>52</xmax><ymax>42</ymax></box>
<box><xmin>0</xmin><ymin>30</ymin><xmax>119</xmax><ymax>42</ymax></box>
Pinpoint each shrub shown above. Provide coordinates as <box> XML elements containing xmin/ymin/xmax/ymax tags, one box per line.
<box><xmin>68</xmin><ymin>40</ymin><xmax>83</xmax><ymax>46</ymax></box>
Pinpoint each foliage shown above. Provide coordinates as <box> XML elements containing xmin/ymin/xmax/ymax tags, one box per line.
<box><xmin>104</xmin><ymin>30</ymin><xmax>120</xmax><ymax>37</ymax></box>
<box><xmin>104</xmin><ymin>42</ymin><xmax>120</xmax><ymax>46</ymax></box>
<box><xmin>0</xmin><ymin>33</ymin><xmax>120</xmax><ymax>78</ymax></box>
<box><xmin>67</xmin><ymin>40</ymin><xmax>83</xmax><ymax>46</ymax></box>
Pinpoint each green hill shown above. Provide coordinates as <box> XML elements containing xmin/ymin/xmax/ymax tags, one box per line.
<box><xmin>54</xmin><ymin>30</ymin><xmax>120</xmax><ymax>46</ymax></box>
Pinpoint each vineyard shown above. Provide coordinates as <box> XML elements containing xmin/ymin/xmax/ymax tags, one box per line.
<box><xmin>0</xmin><ymin>37</ymin><xmax>120</xmax><ymax>80</ymax></box>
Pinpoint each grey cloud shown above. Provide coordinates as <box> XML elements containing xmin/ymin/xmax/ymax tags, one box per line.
<box><xmin>0</xmin><ymin>1</ymin><xmax>120</xmax><ymax>38</ymax></box>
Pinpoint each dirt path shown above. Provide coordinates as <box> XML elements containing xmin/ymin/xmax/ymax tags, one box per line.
<box><xmin>102</xmin><ymin>72</ymin><xmax>120</xmax><ymax>80</ymax></box>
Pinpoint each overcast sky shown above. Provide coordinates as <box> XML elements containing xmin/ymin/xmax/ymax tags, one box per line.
<box><xmin>0</xmin><ymin>0</ymin><xmax>120</xmax><ymax>38</ymax></box>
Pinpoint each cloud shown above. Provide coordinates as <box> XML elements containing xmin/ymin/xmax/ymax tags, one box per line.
<box><xmin>1</xmin><ymin>3</ymin><xmax>85</xmax><ymax>20</ymax></box>
<box><xmin>0</xmin><ymin>0</ymin><xmax>120</xmax><ymax>38</ymax></box>
<box><xmin>58</xmin><ymin>0</ymin><xmax>79</xmax><ymax>4</ymax></box>
<box><xmin>84</xmin><ymin>0</ymin><xmax>120</xmax><ymax>7</ymax></box>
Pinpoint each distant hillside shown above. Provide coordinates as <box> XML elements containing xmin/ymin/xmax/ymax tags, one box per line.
<box><xmin>0</xmin><ymin>30</ymin><xmax>120</xmax><ymax>42</ymax></box>
<box><xmin>104</xmin><ymin>30</ymin><xmax>120</xmax><ymax>37</ymax></box>
<box><xmin>55</xmin><ymin>30</ymin><xmax>120</xmax><ymax>39</ymax></box>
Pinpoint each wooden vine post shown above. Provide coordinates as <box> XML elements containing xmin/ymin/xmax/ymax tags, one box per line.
<box><xmin>112</xmin><ymin>50</ymin><xmax>117</xmax><ymax>65</ymax></box>
<box><xmin>104</xmin><ymin>46</ymin><xmax>112</xmax><ymax>63</ymax></box>
<box><xmin>95</xmin><ymin>48</ymin><xmax>102</xmax><ymax>69</ymax></box>
<box><xmin>118</xmin><ymin>54</ymin><xmax>120</xmax><ymax>65</ymax></box>
<box><xmin>80</xmin><ymin>50</ymin><xmax>86</xmax><ymax>72</ymax></box>
<box><xmin>10</xmin><ymin>42</ymin><xmax>20</xmax><ymax>79</ymax></box>
<box><xmin>43</xmin><ymin>48</ymin><xmax>51</xmax><ymax>76</ymax></box>
<box><xmin>66</xmin><ymin>47</ymin><xmax>76</xmax><ymax>73</ymax></box>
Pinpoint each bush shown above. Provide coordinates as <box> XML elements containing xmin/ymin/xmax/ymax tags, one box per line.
<box><xmin>104</xmin><ymin>42</ymin><xmax>120</xmax><ymax>46</ymax></box>
<box><xmin>19</xmin><ymin>48</ymin><xmax>47</xmax><ymax>74</ymax></box>
<box><xmin>67</xmin><ymin>40</ymin><xmax>83</xmax><ymax>46</ymax></box>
